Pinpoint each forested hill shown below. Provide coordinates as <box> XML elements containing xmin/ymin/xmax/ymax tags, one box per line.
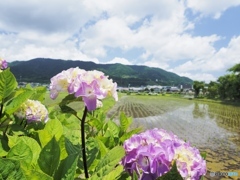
<box><xmin>9</xmin><ymin>58</ymin><xmax>193</xmax><ymax>87</ymax></box>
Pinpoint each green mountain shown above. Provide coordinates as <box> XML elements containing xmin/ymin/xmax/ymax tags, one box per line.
<box><xmin>9</xmin><ymin>58</ymin><xmax>193</xmax><ymax>87</ymax></box>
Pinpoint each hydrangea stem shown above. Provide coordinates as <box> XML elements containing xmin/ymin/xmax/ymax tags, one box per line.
<box><xmin>81</xmin><ymin>106</ymin><xmax>89</xmax><ymax>178</ymax></box>
<box><xmin>0</xmin><ymin>103</ymin><xmax>3</xmax><ymax>120</ymax></box>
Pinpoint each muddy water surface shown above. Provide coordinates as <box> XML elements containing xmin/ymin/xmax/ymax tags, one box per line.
<box><xmin>108</xmin><ymin>96</ymin><xmax>240</xmax><ymax>180</ymax></box>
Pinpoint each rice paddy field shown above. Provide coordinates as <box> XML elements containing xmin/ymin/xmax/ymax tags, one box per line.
<box><xmin>45</xmin><ymin>93</ymin><xmax>240</xmax><ymax>180</ymax></box>
<box><xmin>107</xmin><ymin>94</ymin><xmax>240</xmax><ymax>180</ymax></box>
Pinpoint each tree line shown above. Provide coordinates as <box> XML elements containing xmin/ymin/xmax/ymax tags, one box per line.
<box><xmin>193</xmin><ymin>63</ymin><xmax>240</xmax><ymax>102</ymax></box>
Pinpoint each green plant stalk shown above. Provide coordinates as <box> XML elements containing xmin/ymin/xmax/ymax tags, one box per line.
<box><xmin>81</xmin><ymin>106</ymin><xmax>89</xmax><ymax>178</ymax></box>
<box><xmin>0</xmin><ymin>102</ymin><xmax>4</xmax><ymax>120</ymax></box>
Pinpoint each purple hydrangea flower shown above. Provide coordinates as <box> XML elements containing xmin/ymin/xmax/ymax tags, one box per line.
<box><xmin>0</xmin><ymin>58</ymin><xmax>8</xmax><ymax>70</ymax></box>
<box><xmin>121</xmin><ymin>128</ymin><xmax>206</xmax><ymax>180</ymax></box>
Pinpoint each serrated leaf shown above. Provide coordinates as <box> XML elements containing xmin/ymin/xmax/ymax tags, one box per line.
<box><xmin>22</xmin><ymin>169</ymin><xmax>53</xmax><ymax>180</ymax></box>
<box><xmin>7</xmin><ymin>141</ymin><xmax>33</xmax><ymax>168</ymax></box>
<box><xmin>88</xmin><ymin>117</ymin><xmax>104</xmax><ymax>132</ymax></box>
<box><xmin>38</xmin><ymin>136</ymin><xmax>60</xmax><ymax>176</ymax></box>
<box><xmin>102</xmin><ymin>165</ymin><xmax>124</xmax><ymax>180</ymax></box>
<box><xmin>0</xmin><ymin>158</ymin><xmax>26</xmax><ymax>180</ymax></box>
<box><xmin>0</xmin><ymin>68</ymin><xmax>17</xmax><ymax>101</ymax></box>
<box><xmin>119</xmin><ymin>112</ymin><xmax>132</xmax><ymax>133</ymax></box>
<box><xmin>94</xmin><ymin>146</ymin><xmax>125</xmax><ymax>177</ymax></box>
<box><xmin>8</xmin><ymin>135</ymin><xmax>41</xmax><ymax>165</ymax></box>
<box><xmin>106</xmin><ymin>120</ymin><xmax>119</xmax><ymax>138</ymax></box>
<box><xmin>95</xmin><ymin>138</ymin><xmax>108</xmax><ymax>157</ymax></box>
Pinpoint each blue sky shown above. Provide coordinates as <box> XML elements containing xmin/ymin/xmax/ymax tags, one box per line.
<box><xmin>0</xmin><ymin>0</ymin><xmax>240</xmax><ymax>82</ymax></box>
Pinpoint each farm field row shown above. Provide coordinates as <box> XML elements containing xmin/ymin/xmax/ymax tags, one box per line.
<box><xmin>107</xmin><ymin>95</ymin><xmax>240</xmax><ymax>179</ymax></box>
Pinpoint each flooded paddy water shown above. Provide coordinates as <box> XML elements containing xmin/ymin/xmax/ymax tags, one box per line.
<box><xmin>107</xmin><ymin>95</ymin><xmax>240</xmax><ymax>180</ymax></box>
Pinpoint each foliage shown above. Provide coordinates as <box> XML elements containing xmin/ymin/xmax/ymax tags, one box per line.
<box><xmin>217</xmin><ymin>74</ymin><xmax>240</xmax><ymax>101</ymax></box>
<box><xmin>228</xmin><ymin>63</ymin><xmax>240</xmax><ymax>74</ymax></box>
<box><xmin>207</xmin><ymin>81</ymin><xmax>219</xmax><ymax>99</ymax></box>
<box><xmin>203</xmin><ymin>63</ymin><xmax>240</xmax><ymax>102</ymax></box>
<box><xmin>0</xmin><ymin>65</ymin><xmax>206</xmax><ymax>180</ymax></box>
<box><xmin>193</xmin><ymin>81</ymin><xmax>205</xmax><ymax>97</ymax></box>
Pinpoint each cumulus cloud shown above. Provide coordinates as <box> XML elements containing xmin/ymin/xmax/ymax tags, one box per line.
<box><xmin>0</xmin><ymin>0</ymin><xmax>239</xmax><ymax>82</ymax></box>
<box><xmin>186</xmin><ymin>0</ymin><xmax>240</xmax><ymax>19</ymax></box>
<box><xmin>169</xmin><ymin>35</ymin><xmax>240</xmax><ymax>82</ymax></box>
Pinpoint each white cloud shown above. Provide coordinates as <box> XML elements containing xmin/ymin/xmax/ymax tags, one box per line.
<box><xmin>167</xmin><ymin>35</ymin><xmax>240</xmax><ymax>82</ymax></box>
<box><xmin>0</xmin><ymin>0</ymin><xmax>97</xmax><ymax>34</ymax></box>
<box><xmin>105</xmin><ymin>57</ymin><xmax>132</xmax><ymax>65</ymax></box>
<box><xmin>0</xmin><ymin>33</ymin><xmax>99</xmax><ymax>63</ymax></box>
<box><xmin>186</xmin><ymin>0</ymin><xmax>240</xmax><ymax>19</ymax></box>
<box><xmin>0</xmin><ymin>0</ymin><xmax>239</xmax><ymax>83</ymax></box>
<box><xmin>79</xmin><ymin>17</ymin><xmax>134</xmax><ymax>57</ymax></box>
<box><xmin>176</xmin><ymin>72</ymin><xmax>217</xmax><ymax>83</ymax></box>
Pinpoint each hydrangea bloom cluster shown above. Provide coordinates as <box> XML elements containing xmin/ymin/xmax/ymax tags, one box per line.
<box><xmin>0</xmin><ymin>58</ymin><xmax>8</xmax><ymax>70</ymax></box>
<box><xmin>15</xmin><ymin>99</ymin><xmax>48</xmax><ymax>123</ymax></box>
<box><xmin>50</xmin><ymin>67</ymin><xmax>118</xmax><ymax>111</ymax></box>
<box><xmin>121</xmin><ymin>128</ymin><xmax>206</xmax><ymax>180</ymax></box>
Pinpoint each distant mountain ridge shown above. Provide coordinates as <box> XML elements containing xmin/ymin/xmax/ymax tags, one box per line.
<box><xmin>9</xmin><ymin>58</ymin><xmax>193</xmax><ymax>87</ymax></box>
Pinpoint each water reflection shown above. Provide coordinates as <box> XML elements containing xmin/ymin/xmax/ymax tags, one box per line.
<box><xmin>192</xmin><ymin>102</ymin><xmax>240</xmax><ymax>133</ymax></box>
<box><xmin>132</xmin><ymin>101</ymin><xmax>240</xmax><ymax>179</ymax></box>
<box><xmin>192</xmin><ymin>102</ymin><xmax>207</xmax><ymax>119</ymax></box>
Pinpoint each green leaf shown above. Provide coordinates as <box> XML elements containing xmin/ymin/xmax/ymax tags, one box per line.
<box><xmin>0</xmin><ymin>158</ymin><xmax>26</xmax><ymax>180</ymax></box>
<box><xmin>119</xmin><ymin>127</ymin><xmax>142</xmax><ymax>143</ymax></box>
<box><xmin>106</xmin><ymin>120</ymin><xmax>119</xmax><ymax>138</ymax></box>
<box><xmin>30</xmin><ymin>86</ymin><xmax>47</xmax><ymax>102</ymax></box>
<box><xmin>88</xmin><ymin>117</ymin><xmax>104</xmax><ymax>132</ymax></box>
<box><xmin>65</xmin><ymin>138</ymin><xmax>81</xmax><ymax>156</ymax></box>
<box><xmin>38</xmin><ymin>129</ymin><xmax>53</xmax><ymax>148</ymax></box>
<box><xmin>102</xmin><ymin>165</ymin><xmax>124</xmax><ymax>180</ymax></box>
<box><xmin>86</xmin><ymin>138</ymin><xmax>100</xmax><ymax>172</ymax></box>
<box><xmin>38</xmin><ymin>136</ymin><xmax>60</xmax><ymax>176</ymax></box>
<box><xmin>119</xmin><ymin>112</ymin><xmax>132</xmax><ymax>132</ymax></box>
<box><xmin>59</xmin><ymin>94</ymin><xmax>81</xmax><ymax>115</ymax></box>
<box><xmin>19</xmin><ymin>136</ymin><xmax>41</xmax><ymax>165</ymax></box>
<box><xmin>44</xmin><ymin>119</ymin><xmax>63</xmax><ymax>141</ymax></box>
<box><xmin>7</xmin><ymin>140</ymin><xmax>33</xmax><ymax>168</ymax></box>
<box><xmin>0</xmin><ymin>68</ymin><xmax>17</xmax><ymax>101</ymax></box>
<box><xmin>93</xmin><ymin>146</ymin><xmax>125</xmax><ymax>177</ymax></box>
<box><xmin>0</xmin><ymin>136</ymin><xmax>9</xmax><ymax>156</ymax></box>
<box><xmin>38</xmin><ymin>119</ymin><xmax>63</xmax><ymax>147</ymax></box>
<box><xmin>54</xmin><ymin>154</ymin><xmax>79</xmax><ymax>180</ymax></box>
<box><xmin>58</xmin><ymin>136</ymin><xmax>68</xmax><ymax>160</ymax></box>
<box><xmin>22</xmin><ymin>169</ymin><xmax>53</xmax><ymax>180</ymax></box>
<box><xmin>95</xmin><ymin>138</ymin><xmax>108</xmax><ymax>157</ymax></box>
<box><xmin>8</xmin><ymin>135</ymin><xmax>41</xmax><ymax>165</ymax></box>
<box><xmin>5</xmin><ymin>89</ymin><xmax>34</xmax><ymax>115</ymax></box>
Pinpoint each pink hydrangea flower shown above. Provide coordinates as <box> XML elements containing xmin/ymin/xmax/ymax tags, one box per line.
<box><xmin>15</xmin><ymin>99</ymin><xmax>48</xmax><ymax>123</ymax></box>
<box><xmin>49</xmin><ymin>68</ymin><xmax>118</xmax><ymax>111</ymax></box>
